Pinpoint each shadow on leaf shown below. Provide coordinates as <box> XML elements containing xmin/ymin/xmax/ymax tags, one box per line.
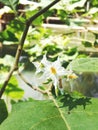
<box><xmin>59</xmin><ymin>93</ymin><xmax>91</xmax><ymax>112</ymax></box>
<box><xmin>0</xmin><ymin>99</ymin><xmax>8</xmax><ymax>124</ymax></box>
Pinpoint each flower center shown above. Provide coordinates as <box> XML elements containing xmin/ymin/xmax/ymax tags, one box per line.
<box><xmin>50</xmin><ymin>67</ymin><xmax>57</xmax><ymax>74</ymax></box>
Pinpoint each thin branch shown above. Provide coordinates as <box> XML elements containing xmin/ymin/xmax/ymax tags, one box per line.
<box><xmin>18</xmin><ymin>71</ymin><xmax>57</xmax><ymax>99</ymax></box>
<box><xmin>0</xmin><ymin>0</ymin><xmax>60</xmax><ymax>98</ymax></box>
<box><xmin>18</xmin><ymin>71</ymin><xmax>46</xmax><ymax>94</ymax></box>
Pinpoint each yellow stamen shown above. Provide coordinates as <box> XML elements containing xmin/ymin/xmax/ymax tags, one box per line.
<box><xmin>68</xmin><ymin>74</ymin><xmax>77</xmax><ymax>79</ymax></box>
<box><xmin>50</xmin><ymin>67</ymin><xmax>57</xmax><ymax>74</ymax></box>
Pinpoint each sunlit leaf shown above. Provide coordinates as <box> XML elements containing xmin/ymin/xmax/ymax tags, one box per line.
<box><xmin>5</xmin><ymin>76</ymin><xmax>24</xmax><ymax>99</ymax></box>
<box><xmin>88</xmin><ymin>7</ymin><xmax>98</xmax><ymax>15</ymax></box>
<box><xmin>7</xmin><ymin>18</ymin><xmax>25</xmax><ymax>33</ymax></box>
<box><xmin>0</xmin><ymin>30</ymin><xmax>18</xmax><ymax>42</ymax></box>
<box><xmin>40</xmin><ymin>0</ymin><xmax>52</xmax><ymax>7</ymax></box>
<box><xmin>92</xmin><ymin>0</ymin><xmax>98</xmax><ymax>6</ymax></box>
<box><xmin>0</xmin><ymin>0</ymin><xmax>19</xmax><ymax>11</ymax></box>
<box><xmin>67</xmin><ymin>58</ymin><xmax>98</xmax><ymax>72</ymax></box>
<box><xmin>66</xmin><ymin>0</ymin><xmax>87</xmax><ymax>11</ymax></box>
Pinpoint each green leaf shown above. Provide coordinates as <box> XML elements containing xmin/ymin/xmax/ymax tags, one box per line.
<box><xmin>0</xmin><ymin>30</ymin><xmax>18</xmax><ymax>42</ymax></box>
<box><xmin>0</xmin><ymin>99</ymin><xmax>8</xmax><ymax>124</ymax></box>
<box><xmin>0</xmin><ymin>0</ymin><xmax>19</xmax><ymax>11</ymax></box>
<box><xmin>92</xmin><ymin>0</ymin><xmax>98</xmax><ymax>6</ymax></box>
<box><xmin>59</xmin><ymin>97</ymin><xmax>98</xmax><ymax>130</ymax></box>
<box><xmin>26</xmin><ymin>10</ymin><xmax>43</xmax><ymax>26</ymax></box>
<box><xmin>0</xmin><ymin>100</ymin><xmax>68</xmax><ymax>130</ymax></box>
<box><xmin>7</xmin><ymin>18</ymin><xmax>25</xmax><ymax>33</ymax></box>
<box><xmin>0</xmin><ymin>98</ymin><xmax>98</xmax><ymax>130</ymax></box>
<box><xmin>0</xmin><ymin>17</ymin><xmax>25</xmax><ymax>42</ymax></box>
<box><xmin>68</xmin><ymin>58</ymin><xmax>98</xmax><ymax>72</ymax></box>
<box><xmin>40</xmin><ymin>0</ymin><xmax>52</xmax><ymax>8</ymax></box>
<box><xmin>82</xmin><ymin>41</ymin><xmax>92</xmax><ymax>47</ymax></box>
<box><xmin>66</xmin><ymin>0</ymin><xmax>87</xmax><ymax>11</ymax></box>
<box><xmin>5</xmin><ymin>76</ymin><xmax>24</xmax><ymax>99</ymax></box>
<box><xmin>88</xmin><ymin>7</ymin><xmax>98</xmax><ymax>15</ymax></box>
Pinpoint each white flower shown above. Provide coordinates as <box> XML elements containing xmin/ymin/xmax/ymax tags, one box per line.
<box><xmin>34</xmin><ymin>55</ymin><xmax>68</xmax><ymax>89</ymax></box>
<box><xmin>33</xmin><ymin>55</ymin><xmax>78</xmax><ymax>94</ymax></box>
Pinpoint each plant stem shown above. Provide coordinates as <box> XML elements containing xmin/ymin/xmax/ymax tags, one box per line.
<box><xmin>0</xmin><ymin>0</ymin><xmax>60</xmax><ymax>98</ymax></box>
<box><xmin>18</xmin><ymin>71</ymin><xmax>46</xmax><ymax>94</ymax></box>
